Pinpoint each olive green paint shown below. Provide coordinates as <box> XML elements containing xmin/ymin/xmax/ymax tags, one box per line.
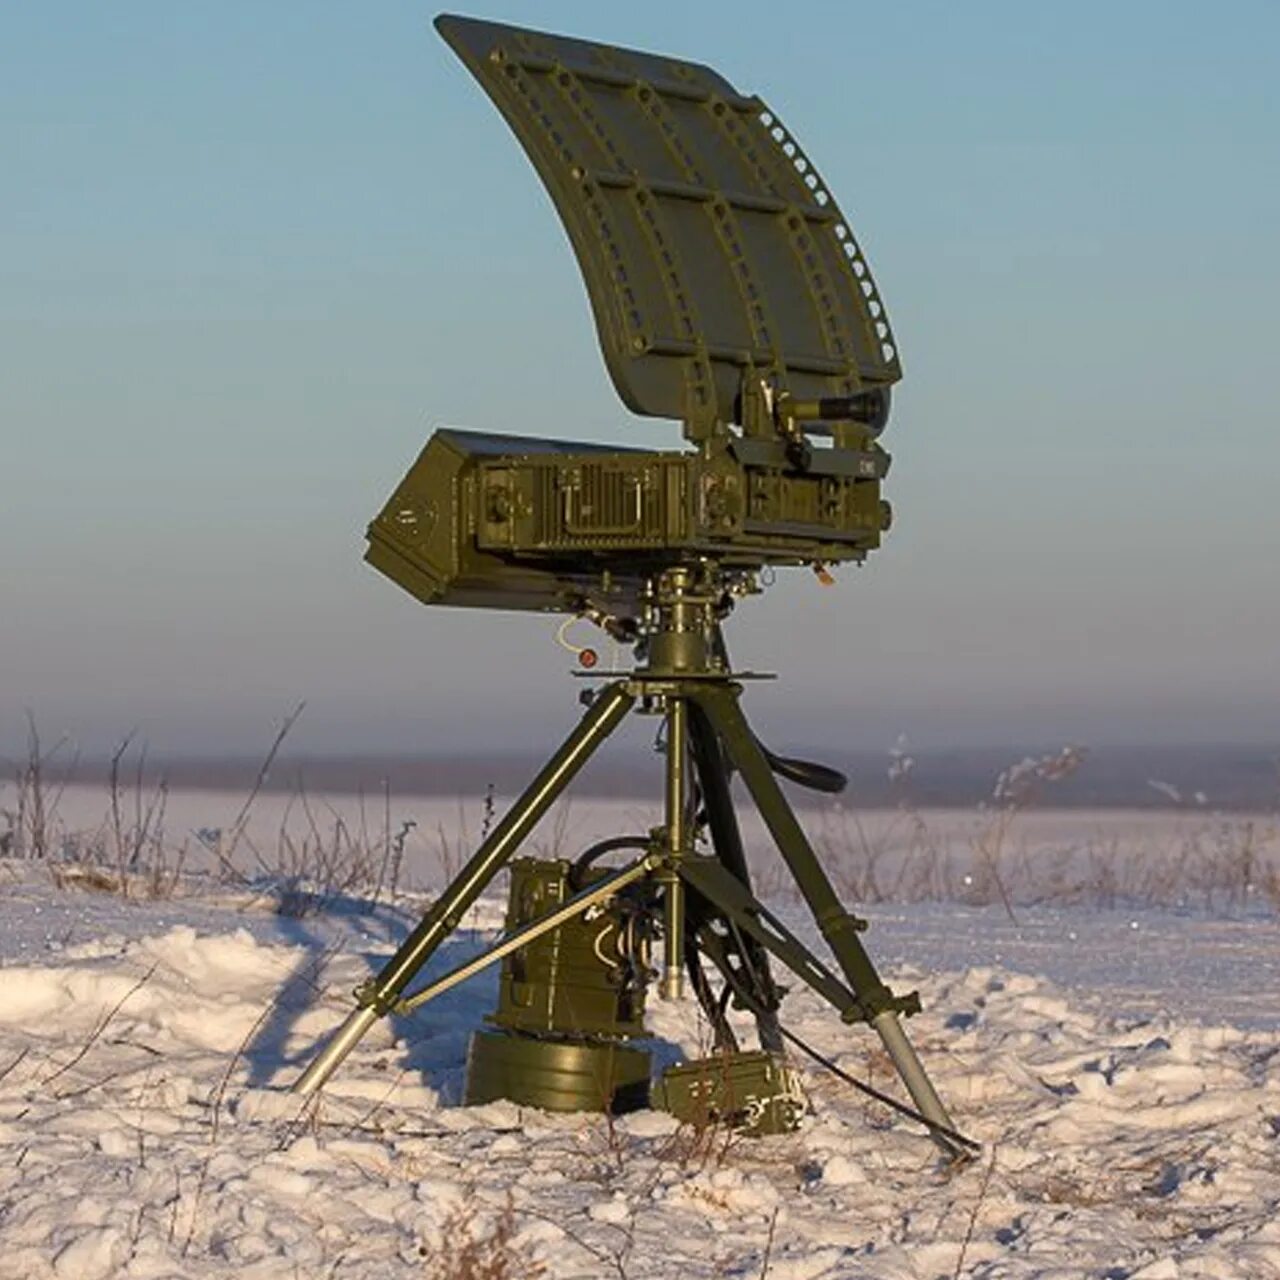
<box><xmin>293</xmin><ymin>16</ymin><xmax>964</xmax><ymax>1155</ymax></box>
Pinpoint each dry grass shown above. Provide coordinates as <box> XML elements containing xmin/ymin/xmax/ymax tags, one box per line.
<box><xmin>415</xmin><ymin>1194</ymin><xmax>547</xmax><ymax>1280</ymax></box>
<box><xmin>0</xmin><ymin>711</ymin><xmax>430</xmax><ymax>915</ymax></box>
<box><xmin>817</xmin><ymin>808</ymin><xmax>1280</xmax><ymax>914</ymax></box>
<box><xmin>802</xmin><ymin>743</ymin><xmax>1278</xmax><ymax>916</ymax></box>
<box><xmin>5</xmin><ymin>721</ymin><xmax>1277</xmax><ymax>916</ymax></box>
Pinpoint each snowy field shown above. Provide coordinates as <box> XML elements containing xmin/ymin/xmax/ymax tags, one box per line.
<box><xmin>22</xmin><ymin>784</ymin><xmax>1280</xmax><ymax>915</ymax></box>
<box><xmin>0</xmin><ymin>790</ymin><xmax>1278</xmax><ymax>1278</ymax></box>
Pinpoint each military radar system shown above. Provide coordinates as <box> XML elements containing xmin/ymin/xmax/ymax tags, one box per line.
<box><xmin>294</xmin><ymin>14</ymin><xmax>974</xmax><ymax>1157</ymax></box>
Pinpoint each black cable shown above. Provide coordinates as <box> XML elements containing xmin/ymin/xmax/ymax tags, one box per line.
<box><xmin>569</xmin><ymin>835</ymin><xmax>650</xmax><ymax>887</ymax></box>
<box><xmin>692</xmin><ymin>924</ymin><xmax>977</xmax><ymax>1152</ymax></box>
<box><xmin>775</xmin><ymin>1020</ymin><xmax>981</xmax><ymax>1156</ymax></box>
<box><xmin>702</xmin><ymin>936</ymin><xmax>978</xmax><ymax>1153</ymax></box>
<box><xmin>685</xmin><ymin>941</ymin><xmax>739</xmax><ymax>1054</ymax></box>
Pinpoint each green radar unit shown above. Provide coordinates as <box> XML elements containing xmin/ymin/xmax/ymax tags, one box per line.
<box><xmin>293</xmin><ymin>14</ymin><xmax>976</xmax><ymax>1159</ymax></box>
<box><xmin>364</xmin><ymin>12</ymin><xmax>898</xmax><ymax>617</ymax></box>
<box><xmin>367</xmin><ymin>420</ymin><xmax>891</xmax><ymax>617</ymax></box>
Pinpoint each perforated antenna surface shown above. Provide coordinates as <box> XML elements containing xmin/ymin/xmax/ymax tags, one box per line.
<box><xmin>436</xmin><ymin>14</ymin><xmax>900</xmax><ymax>441</ymax></box>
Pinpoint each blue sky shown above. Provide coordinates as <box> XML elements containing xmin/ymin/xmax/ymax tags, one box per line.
<box><xmin>3</xmin><ymin>2</ymin><xmax>1277</xmax><ymax>758</ymax></box>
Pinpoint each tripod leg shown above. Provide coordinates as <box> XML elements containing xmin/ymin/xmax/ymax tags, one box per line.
<box><xmin>692</xmin><ymin>684</ymin><xmax>958</xmax><ymax>1145</ymax></box>
<box><xmin>657</xmin><ymin>694</ymin><xmax>690</xmax><ymax>1000</ymax></box>
<box><xmin>687</xmin><ymin>702</ymin><xmax>784</xmax><ymax>1052</ymax></box>
<box><xmin>678</xmin><ymin>858</ymin><xmax>862</xmax><ymax>1017</ymax></box>
<box><xmin>293</xmin><ymin>681</ymin><xmax>635</xmax><ymax>1095</ymax></box>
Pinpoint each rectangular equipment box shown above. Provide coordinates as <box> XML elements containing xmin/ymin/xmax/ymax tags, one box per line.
<box><xmin>365</xmin><ymin>428</ymin><xmax>889</xmax><ymax>615</ymax></box>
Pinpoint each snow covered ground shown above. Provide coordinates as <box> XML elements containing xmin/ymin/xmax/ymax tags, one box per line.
<box><xmin>1</xmin><ymin>799</ymin><xmax>1278</xmax><ymax>1278</ymax></box>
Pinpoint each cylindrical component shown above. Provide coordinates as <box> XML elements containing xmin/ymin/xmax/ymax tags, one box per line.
<box><xmin>660</xmin><ymin>696</ymin><xmax>689</xmax><ymax>1000</ymax></box>
<box><xmin>665</xmin><ymin>698</ymin><xmax>689</xmax><ymax>855</ymax></box>
<box><xmin>872</xmin><ymin>1009</ymin><xmax>962</xmax><ymax>1156</ymax></box>
<box><xmin>783</xmin><ymin>387</ymin><xmax>891</xmax><ymax>434</ymax></box>
<box><xmin>478</xmin><ymin>857</ymin><xmax>650</xmax><ymax>1036</ymax></box>
<box><xmin>645</xmin><ymin>567</ymin><xmax>712</xmax><ymax>674</ymax></box>
<box><xmin>465</xmin><ymin>1029</ymin><xmax>651</xmax><ymax>1114</ymax></box>
<box><xmin>292</xmin><ymin>1006</ymin><xmax>379</xmax><ymax>1097</ymax></box>
<box><xmin>660</xmin><ymin>900</ymin><xmax>685</xmax><ymax>1000</ymax></box>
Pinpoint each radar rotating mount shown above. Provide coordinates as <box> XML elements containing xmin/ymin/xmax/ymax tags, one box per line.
<box><xmin>292</xmin><ymin>14</ymin><xmax>975</xmax><ymax>1158</ymax></box>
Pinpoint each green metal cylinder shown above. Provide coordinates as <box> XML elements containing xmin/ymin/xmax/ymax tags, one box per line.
<box><xmin>490</xmin><ymin>858</ymin><xmax>649</xmax><ymax>1039</ymax></box>
<box><xmin>465</xmin><ymin>1029</ymin><xmax>651</xmax><ymax>1113</ymax></box>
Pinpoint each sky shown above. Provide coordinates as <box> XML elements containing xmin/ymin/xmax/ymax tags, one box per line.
<box><xmin>3</xmin><ymin>1</ymin><xmax>1278</xmax><ymax>762</ymax></box>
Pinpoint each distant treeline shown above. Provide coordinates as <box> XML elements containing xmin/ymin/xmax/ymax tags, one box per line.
<box><xmin>62</xmin><ymin>743</ymin><xmax>1280</xmax><ymax>812</ymax></box>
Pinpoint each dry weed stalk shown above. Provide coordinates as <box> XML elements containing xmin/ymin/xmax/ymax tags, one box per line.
<box><xmin>37</xmin><ymin>962</ymin><xmax>157</xmax><ymax>1090</ymax></box>
<box><xmin>182</xmin><ymin>948</ymin><xmax>332</xmax><ymax>1256</ymax></box>
<box><xmin>211</xmin><ymin>700</ymin><xmax>307</xmax><ymax>882</ymax></box>
<box><xmin>416</xmin><ymin>1192</ymin><xmax>548</xmax><ymax>1280</ymax></box>
<box><xmin>3</xmin><ymin>713</ymin><xmax>77</xmax><ymax>860</ymax></box>
<box><xmin>651</xmin><ymin>1093</ymin><xmax>748</xmax><ymax>1173</ymax></box>
<box><xmin>514</xmin><ymin>1201</ymin><xmax>634</xmax><ymax>1280</ymax></box>
<box><xmin>967</xmin><ymin>747</ymin><xmax>1087</xmax><ymax>922</ymax></box>
<box><xmin>103</xmin><ymin>732</ymin><xmax>189</xmax><ymax>899</ymax></box>
<box><xmin>759</xmin><ymin>1205</ymin><xmax>780</xmax><ymax>1278</ymax></box>
<box><xmin>18</xmin><ymin>703</ymin><xmax>427</xmax><ymax>912</ymax></box>
<box><xmin>531</xmin><ymin>794</ymin><xmax>575</xmax><ymax>861</ymax></box>
<box><xmin>951</xmin><ymin>1144</ymin><xmax>998</xmax><ymax>1279</ymax></box>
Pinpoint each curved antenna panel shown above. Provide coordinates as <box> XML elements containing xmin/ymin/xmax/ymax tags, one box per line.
<box><xmin>436</xmin><ymin>14</ymin><xmax>900</xmax><ymax>440</ymax></box>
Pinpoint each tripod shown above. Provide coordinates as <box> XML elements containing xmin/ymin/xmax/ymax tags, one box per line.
<box><xmin>294</xmin><ymin>564</ymin><xmax>962</xmax><ymax>1155</ymax></box>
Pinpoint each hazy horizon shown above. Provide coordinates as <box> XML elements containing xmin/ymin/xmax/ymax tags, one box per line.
<box><xmin>4</xmin><ymin>2</ymin><xmax>1277</xmax><ymax>761</ymax></box>
<box><xmin>13</xmin><ymin>739</ymin><xmax>1279</xmax><ymax>816</ymax></box>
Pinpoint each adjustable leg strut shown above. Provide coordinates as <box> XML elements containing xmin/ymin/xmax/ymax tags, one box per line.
<box><xmin>692</xmin><ymin>683</ymin><xmax>959</xmax><ymax>1148</ymax></box>
<box><xmin>293</xmin><ymin>681</ymin><xmax>635</xmax><ymax>1096</ymax></box>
